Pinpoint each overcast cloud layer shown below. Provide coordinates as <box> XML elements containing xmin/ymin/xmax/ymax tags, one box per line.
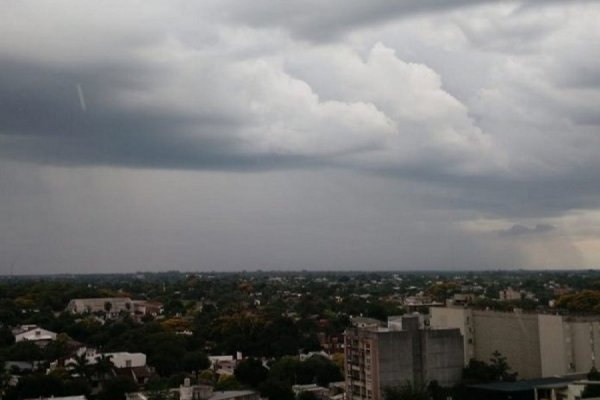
<box><xmin>2</xmin><ymin>1</ymin><xmax>600</xmax><ymax>273</ymax></box>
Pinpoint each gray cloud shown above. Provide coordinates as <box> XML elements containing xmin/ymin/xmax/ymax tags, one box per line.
<box><xmin>1</xmin><ymin>1</ymin><xmax>599</xmax><ymax>272</ymax></box>
<box><xmin>213</xmin><ymin>0</ymin><xmax>496</xmax><ymax>41</ymax></box>
<box><xmin>497</xmin><ymin>223</ymin><xmax>556</xmax><ymax>237</ymax></box>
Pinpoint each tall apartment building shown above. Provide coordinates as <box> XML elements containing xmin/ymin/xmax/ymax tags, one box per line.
<box><xmin>430</xmin><ymin>307</ymin><xmax>600</xmax><ymax>379</ymax></box>
<box><xmin>344</xmin><ymin>315</ymin><xmax>464</xmax><ymax>400</ymax></box>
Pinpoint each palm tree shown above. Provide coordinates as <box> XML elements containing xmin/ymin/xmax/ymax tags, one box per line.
<box><xmin>94</xmin><ymin>353</ymin><xmax>115</xmax><ymax>382</ymax></box>
<box><xmin>67</xmin><ymin>353</ymin><xmax>92</xmax><ymax>381</ymax></box>
<box><xmin>0</xmin><ymin>360</ymin><xmax>10</xmax><ymax>397</ymax></box>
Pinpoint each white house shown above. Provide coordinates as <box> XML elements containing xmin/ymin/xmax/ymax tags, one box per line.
<box><xmin>14</xmin><ymin>326</ymin><xmax>57</xmax><ymax>345</ymax></box>
<box><xmin>66</xmin><ymin>347</ymin><xmax>147</xmax><ymax>369</ymax></box>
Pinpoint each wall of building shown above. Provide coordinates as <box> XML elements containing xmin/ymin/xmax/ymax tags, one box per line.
<box><xmin>376</xmin><ymin>331</ymin><xmax>415</xmax><ymax>392</ymax></box>
<box><xmin>432</xmin><ymin>307</ymin><xmax>600</xmax><ymax>380</ymax></box>
<box><xmin>430</xmin><ymin>307</ymin><xmax>474</xmax><ymax>364</ymax></box>
<box><xmin>423</xmin><ymin>329</ymin><xmax>464</xmax><ymax>387</ymax></box>
<box><xmin>569</xmin><ymin>320</ymin><xmax>600</xmax><ymax>374</ymax></box>
<box><xmin>538</xmin><ymin>314</ymin><xmax>568</xmax><ymax>376</ymax></box>
<box><xmin>472</xmin><ymin>310</ymin><xmax>541</xmax><ymax>379</ymax></box>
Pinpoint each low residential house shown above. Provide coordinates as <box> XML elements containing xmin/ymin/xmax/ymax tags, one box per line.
<box><xmin>66</xmin><ymin>297</ymin><xmax>133</xmax><ymax>317</ymax></box>
<box><xmin>447</xmin><ymin>293</ymin><xmax>475</xmax><ymax>306</ymax></box>
<box><xmin>63</xmin><ymin>347</ymin><xmax>147</xmax><ymax>369</ymax></box>
<box><xmin>299</xmin><ymin>351</ymin><xmax>332</xmax><ymax>362</ymax></box>
<box><xmin>349</xmin><ymin>316</ymin><xmax>383</xmax><ymax>329</ymax></box>
<box><xmin>317</xmin><ymin>332</ymin><xmax>344</xmax><ymax>354</ymax></box>
<box><xmin>403</xmin><ymin>294</ymin><xmax>442</xmax><ymax>310</ymax></box>
<box><xmin>170</xmin><ymin>379</ymin><xmax>259</xmax><ymax>400</ymax></box>
<box><xmin>132</xmin><ymin>300</ymin><xmax>164</xmax><ymax>318</ymax></box>
<box><xmin>11</xmin><ymin>324</ymin><xmax>38</xmax><ymax>335</ymax></box>
<box><xmin>498</xmin><ymin>287</ymin><xmax>522</xmax><ymax>301</ymax></box>
<box><xmin>13</xmin><ymin>325</ymin><xmax>57</xmax><ymax>346</ymax></box>
<box><xmin>61</xmin><ymin>348</ymin><xmax>152</xmax><ymax>385</ymax></box>
<box><xmin>115</xmin><ymin>365</ymin><xmax>153</xmax><ymax>385</ymax></box>
<box><xmin>126</xmin><ymin>394</ymin><xmax>148</xmax><ymax>400</ymax></box>
<box><xmin>328</xmin><ymin>382</ymin><xmax>346</xmax><ymax>400</ymax></box>
<box><xmin>209</xmin><ymin>355</ymin><xmax>238</xmax><ymax>376</ymax></box>
<box><xmin>93</xmin><ymin>350</ymin><xmax>146</xmax><ymax>369</ymax></box>
<box><xmin>51</xmin><ymin>338</ymin><xmax>87</xmax><ymax>368</ymax></box>
<box><xmin>24</xmin><ymin>396</ymin><xmax>87</xmax><ymax>400</ymax></box>
<box><xmin>553</xmin><ymin>287</ymin><xmax>572</xmax><ymax>297</ymax></box>
<box><xmin>172</xmin><ymin>379</ymin><xmax>214</xmax><ymax>400</ymax></box>
<box><xmin>5</xmin><ymin>360</ymin><xmax>43</xmax><ymax>373</ymax></box>
<box><xmin>292</xmin><ymin>384</ymin><xmax>329</xmax><ymax>399</ymax></box>
<box><xmin>209</xmin><ymin>391</ymin><xmax>260</xmax><ymax>400</ymax></box>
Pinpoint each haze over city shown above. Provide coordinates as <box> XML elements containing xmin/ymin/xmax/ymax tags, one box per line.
<box><xmin>2</xmin><ymin>1</ymin><xmax>600</xmax><ymax>273</ymax></box>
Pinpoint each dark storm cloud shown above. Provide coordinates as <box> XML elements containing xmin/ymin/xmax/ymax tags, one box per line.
<box><xmin>216</xmin><ymin>0</ymin><xmax>496</xmax><ymax>40</ymax></box>
<box><xmin>0</xmin><ymin>59</ymin><xmax>319</xmax><ymax>171</ymax></box>
<box><xmin>497</xmin><ymin>223</ymin><xmax>556</xmax><ymax>237</ymax></box>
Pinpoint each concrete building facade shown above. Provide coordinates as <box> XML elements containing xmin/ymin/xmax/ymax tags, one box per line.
<box><xmin>344</xmin><ymin>315</ymin><xmax>464</xmax><ymax>400</ymax></box>
<box><xmin>430</xmin><ymin>307</ymin><xmax>600</xmax><ymax>379</ymax></box>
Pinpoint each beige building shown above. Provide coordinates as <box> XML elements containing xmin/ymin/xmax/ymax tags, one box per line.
<box><xmin>498</xmin><ymin>287</ymin><xmax>522</xmax><ymax>301</ymax></box>
<box><xmin>430</xmin><ymin>307</ymin><xmax>600</xmax><ymax>379</ymax></box>
<box><xmin>344</xmin><ymin>315</ymin><xmax>463</xmax><ymax>400</ymax></box>
<box><xmin>66</xmin><ymin>297</ymin><xmax>133</xmax><ymax>316</ymax></box>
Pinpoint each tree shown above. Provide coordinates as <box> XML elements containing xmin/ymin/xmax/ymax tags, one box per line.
<box><xmin>259</xmin><ymin>378</ymin><xmax>295</xmax><ymax>400</ymax></box>
<box><xmin>427</xmin><ymin>380</ymin><xmax>450</xmax><ymax>400</ymax></box>
<box><xmin>182</xmin><ymin>351</ymin><xmax>210</xmax><ymax>377</ymax></box>
<box><xmin>268</xmin><ymin>356</ymin><xmax>300</xmax><ymax>384</ymax></box>
<box><xmin>302</xmin><ymin>355</ymin><xmax>343</xmax><ymax>387</ymax></box>
<box><xmin>463</xmin><ymin>359</ymin><xmax>493</xmax><ymax>382</ymax></box>
<box><xmin>67</xmin><ymin>353</ymin><xmax>92</xmax><ymax>382</ymax></box>
<box><xmin>94</xmin><ymin>353</ymin><xmax>115</xmax><ymax>381</ymax></box>
<box><xmin>582</xmin><ymin>367</ymin><xmax>600</xmax><ymax>398</ymax></box>
<box><xmin>463</xmin><ymin>351</ymin><xmax>517</xmax><ymax>384</ymax></box>
<box><xmin>215</xmin><ymin>374</ymin><xmax>242</xmax><ymax>390</ymax></box>
<box><xmin>588</xmin><ymin>366</ymin><xmax>600</xmax><ymax>380</ymax></box>
<box><xmin>489</xmin><ymin>351</ymin><xmax>517</xmax><ymax>382</ymax></box>
<box><xmin>144</xmin><ymin>332</ymin><xmax>186</xmax><ymax>376</ymax></box>
<box><xmin>97</xmin><ymin>376</ymin><xmax>137</xmax><ymax>400</ymax></box>
<box><xmin>0</xmin><ymin>358</ymin><xmax>10</xmax><ymax>395</ymax></box>
<box><xmin>0</xmin><ymin>326</ymin><xmax>14</xmax><ymax>347</ymax></box>
<box><xmin>7</xmin><ymin>341</ymin><xmax>44</xmax><ymax>362</ymax></box>
<box><xmin>264</xmin><ymin>317</ymin><xmax>301</xmax><ymax>357</ymax></box>
<box><xmin>44</xmin><ymin>338</ymin><xmax>70</xmax><ymax>362</ymax></box>
<box><xmin>582</xmin><ymin>383</ymin><xmax>600</xmax><ymax>399</ymax></box>
<box><xmin>234</xmin><ymin>358</ymin><xmax>269</xmax><ymax>388</ymax></box>
<box><xmin>297</xmin><ymin>391</ymin><xmax>319</xmax><ymax>400</ymax></box>
<box><xmin>383</xmin><ymin>382</ymin><xmax>429</xmax><ymax>400</ymax></box>
<box><xmin>556</xmin><ymin>290</ymin><xmax>600</xmax><ymax>313</ymax></box>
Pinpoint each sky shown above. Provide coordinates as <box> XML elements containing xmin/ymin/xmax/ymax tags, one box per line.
<box><xmin>2</xmin><ymin>1</ymin><xmax>600</xmax><ymax>274</ymax></box>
